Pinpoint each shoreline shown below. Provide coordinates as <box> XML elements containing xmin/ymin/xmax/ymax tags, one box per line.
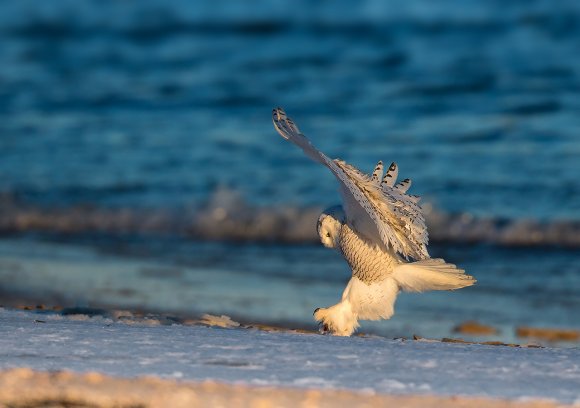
<box><xmin>1</xmin><ymin>301</ymin><xmax>577</xmax><ymax>348</ymax></box>
<box><xmin>0</xmin><ymin>368</ymin><xmax>570</xmax><ymax>408</ymax></box>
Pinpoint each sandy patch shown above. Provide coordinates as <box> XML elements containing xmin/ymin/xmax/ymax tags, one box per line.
<box><xmin>0</xmin><ymin>368</ymin><xmax>569</xmax><ymax>408</ymax></box>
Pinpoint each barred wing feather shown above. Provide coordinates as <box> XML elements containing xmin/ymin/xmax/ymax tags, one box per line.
<box><xmin>273</xmin><ymin>108</ymin><xmax>429</xmax><ymax>260</ymax></box>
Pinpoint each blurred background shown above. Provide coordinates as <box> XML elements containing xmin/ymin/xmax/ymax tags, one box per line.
<box><xmin>0</xmin><ymin>0</ymin><xmax>579</xmax><ymax>345</ymax></box>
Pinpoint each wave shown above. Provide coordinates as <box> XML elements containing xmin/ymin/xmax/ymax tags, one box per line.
<box><xmin>1</xmin><ymin>189</ymin><xmax>579</xmax><ymax>249</ymax></box>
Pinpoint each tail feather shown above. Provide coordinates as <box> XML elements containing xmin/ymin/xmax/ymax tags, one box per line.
<box><xmin>392</xmin><ymin>259</ymin><xmax>476</xmax><ymax>292</ymax></box>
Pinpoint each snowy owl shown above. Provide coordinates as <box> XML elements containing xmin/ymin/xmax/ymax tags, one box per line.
<box><xmin>272</xmin><ymin>108</ymin><xmax>475</xmax><ymax>336</ymax></box>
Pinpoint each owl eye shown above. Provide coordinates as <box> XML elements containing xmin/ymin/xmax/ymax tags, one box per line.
<box><xmin>326</xmin><ymin>232</ymin><xmax>331</xmax><ymax>238</ymax></box>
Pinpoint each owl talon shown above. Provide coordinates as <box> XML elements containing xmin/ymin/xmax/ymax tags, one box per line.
<box><xmin>318</xmin><ymin>322</ymin><xmax>330</xmax><ymax>335</ymax></box>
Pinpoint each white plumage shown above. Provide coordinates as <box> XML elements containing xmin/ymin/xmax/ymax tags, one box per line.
<box><xmin>272</xmin><ymin>108</ymin><xmax>476</xmax><ymax>336</ymax></box>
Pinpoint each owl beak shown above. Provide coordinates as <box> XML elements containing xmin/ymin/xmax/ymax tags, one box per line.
<box><xmin>313</xmin><ymin>308</ymin><xmax>320</xmax><ymax>316</ymax></box>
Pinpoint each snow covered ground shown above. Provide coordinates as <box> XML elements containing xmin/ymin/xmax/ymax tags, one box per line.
<box><xmin>1</xmin><ymin>308</ymin><xmax>579</xmax><ymax>405</ymax></box>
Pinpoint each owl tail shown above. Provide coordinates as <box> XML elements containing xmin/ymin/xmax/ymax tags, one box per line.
<box><xmin>392</xmin><ymin>259</ymin><xmax>476</xmax><ymax>292</ymax></box>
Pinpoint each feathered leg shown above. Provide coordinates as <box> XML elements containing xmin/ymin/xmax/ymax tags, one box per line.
<box><xmin>314</xmin><ymin>277</ymin><xmax>400</xmax><ymax>336</ymax></box>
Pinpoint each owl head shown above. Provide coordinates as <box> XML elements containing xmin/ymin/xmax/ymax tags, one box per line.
<box><xmin>317</xmin><ymin>205</ymin><xmax>345</xmax><ymax>249</ymax></box>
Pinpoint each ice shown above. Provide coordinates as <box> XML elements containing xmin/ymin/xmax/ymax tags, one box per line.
<box><xmin>0</xmin><ymin>308</ymin><xmax>579</xmax><ymax>404</ymax></box>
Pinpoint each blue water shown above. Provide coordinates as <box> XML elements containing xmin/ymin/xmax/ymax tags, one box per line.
<box><xmin>0</xmin><ymin>0</ymin><xmax>579</xmax><ymax>344</ymax></box>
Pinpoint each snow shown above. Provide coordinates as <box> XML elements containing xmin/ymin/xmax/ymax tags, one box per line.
<box><xmin>0</xmin><ymin>308</ymin><xmax>579</xmax><ymax>404</ymax></box>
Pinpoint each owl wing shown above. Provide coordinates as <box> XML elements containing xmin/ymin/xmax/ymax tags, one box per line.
<box><xmin>273</xmin><ymin>108</ymin><xmax>429</xmax><ymax>260</ymax></box>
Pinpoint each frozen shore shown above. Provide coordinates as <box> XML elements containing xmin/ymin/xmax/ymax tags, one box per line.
<box><xmin>0</xmin><ymin>308</ymin><xmax>579</xmax><ymax>406</ymax></box>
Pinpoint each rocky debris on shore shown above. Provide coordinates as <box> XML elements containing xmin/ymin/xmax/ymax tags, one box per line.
<box><xmin>453</xmin><ymin>320</ymin><xmax>499</xmax><ymax>336</ymax></box>
<box><xmin>516</xmin><ymin>327</ymin><xmax>580</xmax><ymax>342</ymax></box>
<box><xmin>412</xmin><ymin>335</ymin><xmax>542</xmax><ymax>348</ymax></box>
<box><xmin>3</xmin><ymin>304</ymin><xmax>579</xmax><ymax>347</ymax></box>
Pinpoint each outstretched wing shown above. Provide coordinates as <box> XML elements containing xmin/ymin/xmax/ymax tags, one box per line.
<box><xmin>273</xmin><ymin>108</ymin><xmax>429</xmax><ymax>260</ymax></box>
